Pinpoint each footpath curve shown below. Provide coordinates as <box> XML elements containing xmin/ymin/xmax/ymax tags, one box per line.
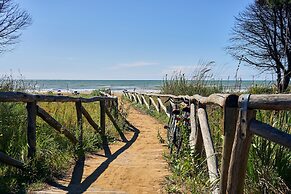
<box><xmin>41</xmin><ymin>103</ymin><xmax>169</xmax><ymax>193</ymax></box>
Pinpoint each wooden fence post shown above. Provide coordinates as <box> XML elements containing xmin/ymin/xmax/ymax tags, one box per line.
<box><xmin>227</xmin><ymin>95</ymin><xmax>255</xmax><ymax>194</ymax></box>
<box><xmin>197</xmin><ymin>107</ymin><xmax>219</xmax><ymax>192</ymax></box>
<box><xmin>189</xmin><ymin>103</ymin><xmax>203</xmax><ymax>154</ymax></box>
<box><xmin>27</xmin><ymin>101</ymin><xmax>37</xmax><ymax>158</ymax></box>
<box><xmin>75</xmin><ymin>101</ymin><xmax>83</xmax><ymax>146</ymax></box>
<box><xmin>141</xmin><ymin>94</ymin><xmax>150</xmax><ymax>109</ymax></box>
<box><xmin>157</xmin><ymin>97</ymin><xmax>161</xmax><ymax>112</ymax></box>
<box><xmin>100</xmin><ymin>100</ymin><xmax>106</xmax><ymax>137</ymax></box>
<box><xmin>148</xmin><ymin>95</ymin><xmax>152</xmax><ymax>106</ymax></box>
<box><xmin>115</xmin><ymin>98</ymin><xmax>119</xmax><ymax>118</ymax></box>
<box><xmin>220</xmin><ymin>96</ymin><xmax>238</xmax><ymax>194</ymax></box>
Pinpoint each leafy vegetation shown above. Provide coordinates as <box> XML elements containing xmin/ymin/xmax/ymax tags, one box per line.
<box><xmin>137</xmin><ymin>71</ymin><xmax>291</xmax><ymax>193</ymax></box>
<box><xmin>0</xmin><ymin>77</ymin><xmax>122</xmax><ymax>193</ymax></box>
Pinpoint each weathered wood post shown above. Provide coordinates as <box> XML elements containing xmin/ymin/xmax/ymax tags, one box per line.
<box><xmin>140</xmin><ymin>94</ymin><xmax>144</xmax><ymax>105</ymax></box>
<box><xmin>136</xmin><ymin>93</ymin><xmax>143</xmax><ymax>104</ymax></box>
<box><xmin>197</xmin><ymin>106</ymin><xmax>219</xmax><ymax>193</ymax></box>
<box><xmin>148</xmin><ymin>95</ymin><xmax>152</xmax><ymax>107</ymax></box>
<box><xmin>100</xmin><ymin>100</ymin><xmax>106</xmax><ymax>137</ymax></box>
<box><xmin>37</xmin><ymin>106</ymin><xmax>78</xmax><ymax>144</ymax></box>
<box><xmin>75</xmin><ymin>101</ymin><xmax>83</xmax><ymax>146</ymax></box>
<box><xmin>27</xmin><ymin>101</ymin><xmax>37</xmax><ymax>158</ymax></box>
<box><xmin>141</xmin><ymin>94</ymin><xmax>150</xmax><ymax>109</ymax></box>
<box><xmin>157</xmin><ymin>97</ymin><xmax>169</xmax><ymax>116</ymax></box>
<box><xmin>132</xmin><ymin>93</ymin><xmax>137</xmax><ymax>103</ymax></box>
<box><xmin>114</xmin><ymin>98</ymin><xmax>119</xmax><ymax>119</ymax></box>
<box><xmin>220</xmin><ymin>95</ymin><xmax>238</xmax><ymax>194</ymax></box>
<box><xmin>149</xmin><ymin>96</ymin><xmax>159</xmax><ymax>112</ymax></box>
<box><xmin>227</xmin><ymin>94</ymin><xmax>255</xmax><ymax>194</ymax></box>
<box><xmin>189</xmin><ymin>102</ymin><xmax>203</xmax><ymax>154</ymax></box>
<box><xmin>157</xmin><ymin>96</ymin><xmax>161</xmax><ymax>112</ymax></box>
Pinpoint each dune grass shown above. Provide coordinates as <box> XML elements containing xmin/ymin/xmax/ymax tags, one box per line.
<box><xmin>133</xmin><ymin>67</ymin><xmax>291</xmax><ymax>193</ymax></box>
<box><xmin>0</xmin><ymin>76</ymin><xmax>123</xmax><ymax>193</ymax></box>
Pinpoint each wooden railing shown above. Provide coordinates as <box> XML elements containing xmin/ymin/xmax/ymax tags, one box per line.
<box><xmin>0</xmin><ymin>92</ymin><xmax>119</xmax><ymax>170</ymax></box>
<box><xmin>123</xmin><ymin>91</ymin><xmax>291</xmax><ymax>194</ymax></box>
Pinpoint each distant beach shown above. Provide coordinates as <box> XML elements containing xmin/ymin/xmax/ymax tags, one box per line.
<box><xmin>24</xmin><ymin>79</ymin><xmax>275</xmax><ymax>94</ymax></box>
<box><xmin>26</xmin><ymin>80</ymin><xmax>162</xmax><ymax>93</ymax></box>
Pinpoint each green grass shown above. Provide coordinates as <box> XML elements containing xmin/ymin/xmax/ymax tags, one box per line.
<box><xmin>0</xmin><ymin>78</ymin><xmax>123</xmax><ymax>193</ymax></box>
<box><xmin>161</xmin><ymin>61</ymin><xmax>224</xmax><ymax>96</ymax></box>
<box><xmin>140</xmin><ymin>70</ymin><xmax>291</xmax><ymax>193</ymax></box>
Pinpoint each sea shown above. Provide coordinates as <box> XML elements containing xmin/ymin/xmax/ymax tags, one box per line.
<box><xmin>25</xmin><ymin>79</ymin><xmax>274</xmax><ymax>94</ymax></box>
<box><xmin>28</xmin><ymin>80</ymin><xmax>162</xmax><ymax>93</ymax></box>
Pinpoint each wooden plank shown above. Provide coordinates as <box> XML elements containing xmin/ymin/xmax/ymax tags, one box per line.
<box><xmin>197</xmin><ymin>108</ymin><xmax>219</xmax><ymax>187</ymax></box>
<box><xmin>127</xmin><ymin>92</ymin><xmax>237</xmax><ymax>108</ymax></box>
<box><xmin>148</xmin><ymin>95</ymin><xmax>152</xmax><ymax>106</ymax></box>
<box><xmin>76</xmin><ymin>101</ymin><xmax>83</xmax><ymax>146</ymax></box>
<box><xmin>149</xmin><ymin>97</ymin><xmax>159</xmax><ymax>112</ymax></box>
<box><xmin>136</xmin><ymin>93</ymin><xmax>142</xmax><ymax>104</ymax></box>
<box><xmin>100</xmin><ymin>101</ymin><xmax>106</xmax><ymax>136</ymax></box>
<box><xmin>192</xmin><ymin>94</ymin><xmax>231</xmax><ymax>107</ymax></box>
<box><xmin>248</xmin><ymin>94</ymin><xmax>291</xmax><ymax>110</ymax></box>
<box><xmin>27</xmin><ymin>101</ymin><xmax>37</xmax><ymax>158</ymax></box>
<box><xmin>0</xmin><ymin>151</ymin><xmax>24</xmax><ymax>169</ymax></box>
<box><xmin>81</xmin><ymin>105</ymin><xmax>101</xmax><ymax>132</ymax></box>
<box><xmin>227</xmin><ymin>110</ymin><xmax>256</xmax><ymax>194</ymax></box>
<box><xmin>132</xmin><ymin>93</ymin><xmax>137</xmax><ymax>103</ymax></box>
<box><xmin>157</xmin><ymin>97</ymin><xmax>170</xmax><ymax>117</ymax></box>
<box><xmin>123</xmin><ymin>92</ymin><xmax>127</xmax><ymax>98</ymax></box>
<box><xmin>220</xmin><ymin>107</ymin><xmax>238</xmax><ymax>194</ymax></box>
<box><xmin>127</xmin><ymin>93</ymin><xmax>131</xmax><ymax>100</ymax></box>
<box><xmin>130</xmin><ymin>93</ymin><xmax>134</xmax><ymax>101</ymax></box>
<box><xmin>37</xmin><ymin>106</ymin><xmax>78</xmax><ymax>144</ymax></box>
<box><xmin>141</xmin><ymin>95</ymin><xmax>149</xmax><ymax>109</ymax></box>
<box><xmin>114</xmin><ymin>98</ymin><xmax>119</xmax><ymax>118</ymax></box>
<box><xmin>250</xmin><ymin>119</ymin><xmax>291</xmax><ymax>149</ymax></box>
<box><xmin>189</xmin><ymin>103</ymin><xmax>203</xmax><ymax>154</ymax></box>
<box><xmin>0</xmin><ymin>92</ymin><xmax>117</xmax><ymax>103</ymax></box>
<box><xmin>105</xmin><ymin>108</ymin><xmax>127</xmax><ymax>142</ymax></box>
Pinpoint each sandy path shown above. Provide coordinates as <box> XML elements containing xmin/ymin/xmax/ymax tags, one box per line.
<box><xmin>39</xmin><ymin>104</ymin><xmax>169</xmax><ymax>194</ymax></box>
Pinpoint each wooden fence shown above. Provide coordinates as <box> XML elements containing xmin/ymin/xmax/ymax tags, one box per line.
<box><xmin>0</xmin><ymin>92</ymin><xmax>119</xmax><ymax>170</ymax></box>
<box><xmin>123</xmin><ymin>91</ymin><xmax>291</xmax><ymax>194</ymax></box>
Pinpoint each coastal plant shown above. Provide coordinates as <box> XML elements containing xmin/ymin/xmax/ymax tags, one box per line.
<box><xmin>161</xmin><ymin>61</ymin><xmax>222</xmax><ymax>96</ymax></box>
<box><xmin>0</xmin><ymin>76</ymin><xmax>121</xmax><ymax>192</ymax></box>
<box><xmin>157</xmin><ymin>67</ymin><xmax>291</xmax><ymax>192</ymax></box>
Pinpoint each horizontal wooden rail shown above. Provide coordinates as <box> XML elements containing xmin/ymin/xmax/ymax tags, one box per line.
<box><xmin>0</xmin><ymin>92</ymin><xmax>117</xmax><ymax>103</ymax></box>
<box><xmin>124</xmin><ymin>91</ymin><xmax>237</xmax><ymax>108</ymax></box>
<box><xmin>124</xmin><ymin>90</ymin><xmax>291</xmax><ymax>193</ymax></box>
<box><xmin>0</xmin><ymin>151</ymin><xmax>24</xmax><ymax>169</ymax></box>
<box><xmin>247</xmin><ymin>94</ymin><xmax>291</xmax><ymax>110</ymax></box>
<box><xmin>250</xmin><ymin>119</ymin><xmax>291</xmax><ymax>149</ymax></box>
<box><xmin>0</xmin><ymin>91</ymin><xmax>123</xmax><ymax>172</ymax></box>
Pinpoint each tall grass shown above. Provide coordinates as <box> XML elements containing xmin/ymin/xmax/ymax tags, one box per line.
<box><xmin>157</xmin><ymin>67</ymin><xmax>291</xmax><ymax>193</ymax></box>
<box><xmin>0</xmin><ymin>76</ymin><xmax>120</xmax><ymax>192</ymax></box>
<box><xmin>161</xmin><ymin>61</ymin><xmax>222</xmax><ymax>96</ymax></box>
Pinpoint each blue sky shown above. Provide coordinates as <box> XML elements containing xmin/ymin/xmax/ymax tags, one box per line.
<box><xmin>0</xmin><ymin>0</ymin><xmax>269</xmax><ymax>80</ymax></box>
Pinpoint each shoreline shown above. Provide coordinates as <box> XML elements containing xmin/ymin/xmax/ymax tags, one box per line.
<box><xmin>31</xmin><ymin>88</ymin><xmax>161</xmax><ymax>95</ymax></box>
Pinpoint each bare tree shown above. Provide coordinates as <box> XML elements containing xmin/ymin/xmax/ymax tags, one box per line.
<box><xmin>227</xmin><ymin>1</ymin><xmax>291</xmax><ymax>92</ymax></box>
<box><xmin>0</xmin><ymin>0</ymin><xmax>31</xmax><ymax>53</ymax></box>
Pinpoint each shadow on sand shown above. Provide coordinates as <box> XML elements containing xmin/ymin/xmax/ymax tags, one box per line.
<box><xmin>49</xmin><ymin>123</ymin><xmax>140</xmax><ymax>193</ymax></box>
